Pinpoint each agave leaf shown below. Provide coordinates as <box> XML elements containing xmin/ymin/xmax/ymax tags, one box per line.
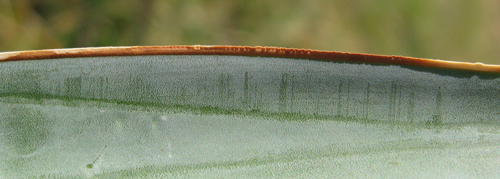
<box><xmin>0</xmin><ymin>46</ymin><xmax>499</xmax><ymax>178</ymax></box>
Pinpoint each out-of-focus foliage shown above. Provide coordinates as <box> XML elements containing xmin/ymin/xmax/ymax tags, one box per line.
<box><xmin>0</xmin><ymin>0</ymin><xmax>499</xmax><ymax>64</ymax></box>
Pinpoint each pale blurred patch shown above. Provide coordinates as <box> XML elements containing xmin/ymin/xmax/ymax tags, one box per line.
<box><xmin>0</xmin><ymin>0</ymin><xmax>499</xmax><ymax>64</ymax></box>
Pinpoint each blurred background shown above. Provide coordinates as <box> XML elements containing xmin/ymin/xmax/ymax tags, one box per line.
<box><xmin>0</xmin><ymin>0</ymin><xmax>499</xmax><ymax>64</ymax></box>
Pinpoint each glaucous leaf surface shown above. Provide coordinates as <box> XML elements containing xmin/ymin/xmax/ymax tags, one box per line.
<box><xmin>1</xmin><ymin>55</ymin><xmax>499</xmax><ymax>178</ymax></box>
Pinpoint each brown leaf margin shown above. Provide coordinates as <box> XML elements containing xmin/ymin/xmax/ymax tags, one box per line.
<box><xmin>0</xmin><ymin>45</ymin><xmax>499</xmax><ymax>73</ymax></box>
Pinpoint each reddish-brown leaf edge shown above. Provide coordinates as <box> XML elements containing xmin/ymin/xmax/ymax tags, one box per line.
<box><xmin>0</xmin><ymin>45</ymin><xmax>499</xmax><ymax>73</ymax></box>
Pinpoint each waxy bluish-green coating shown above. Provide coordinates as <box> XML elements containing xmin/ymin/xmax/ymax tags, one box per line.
<box><xmin>1</xmin><ymin>50</ymin><xmax>499</xmax><ymax>178</ymax></box>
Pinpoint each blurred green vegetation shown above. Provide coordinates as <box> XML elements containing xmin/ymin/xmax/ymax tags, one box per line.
<box><xmin>0</xmin><ymin>0</ymin><xmax>499</xmax><ymax>64</ymax></box>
